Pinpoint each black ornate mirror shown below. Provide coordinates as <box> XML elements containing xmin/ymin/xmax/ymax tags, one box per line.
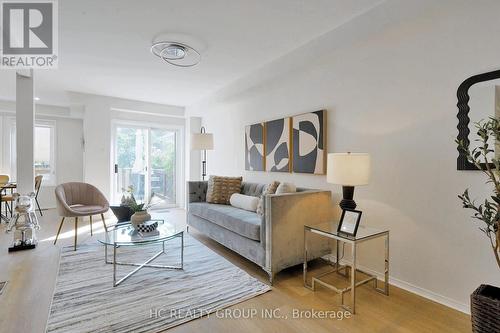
<box><xmin>457</xmin><ymin>69</ymin><xmax>500</xmax><ymax>170</ymax></box>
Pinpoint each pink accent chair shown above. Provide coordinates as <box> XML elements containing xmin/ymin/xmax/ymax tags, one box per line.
<box><xmin>54</xmin><ymin>182</ymin><xmax>109</xmax><ymax>250</ymax></box>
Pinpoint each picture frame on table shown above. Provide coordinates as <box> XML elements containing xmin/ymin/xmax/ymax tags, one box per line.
<box><xmin>337</xmin><ymin>209</ymin><xmax>362</xmax><ymax>237</ymax></box>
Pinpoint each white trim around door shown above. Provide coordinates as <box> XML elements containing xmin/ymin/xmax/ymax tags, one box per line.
<box><xmin>110</xmin><ymin>119</ymin><xmax>185</xmax><ymax>209</ymax></box>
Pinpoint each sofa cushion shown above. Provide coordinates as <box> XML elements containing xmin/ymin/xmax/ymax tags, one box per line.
<box><xmin>241</xmin><ymin>182</ymin><xmax>267</xmax><ymax>197</ymax></box>
<box><xmin>189</xmin><ymin>202</ymin><xmax>261</xmax><ymax>241</ymax></box>
<box><xmin>69</xmin><ymin>204</ymin><xmax>108</xmax><ymax>215</ymax></box>
<box><xmin>276</xmin><ymin>182</ymin><xmax>297</xmax><ymax>194</ymax></box>
<box><xmin>206</xmin><ymin>176</ymin><xmax>242</xmax><ymax>204</ymax></box>
<box><xmin>229</xmin><ymin>193</ymin><xmax>259</xmax><ymax>212</ymax></box>
<box><xmin>256</xmin><ymin>181</ymin><xmax>280</xmax><ymax>216</ymax></box>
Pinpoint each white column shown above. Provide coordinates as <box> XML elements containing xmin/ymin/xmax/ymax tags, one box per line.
<box><xmin>16</xmin><ymin>70</ymin><xmax>35</xmax><ymax>194</ymax></box>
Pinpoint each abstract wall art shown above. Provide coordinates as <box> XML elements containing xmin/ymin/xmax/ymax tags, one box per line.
<box><xmin>245</xmin><ymin>122</ymin><xmax>265</xmax><ymax>171</ymax></box>
<box><xmin>265</xmin><ymin>117</ymin><xmax>291</xmax><ymax>172</ymax></box>
<box><xmin>292</xmin><ymin>110</ymin><xmax>327</xmax><ymax>174</ymax></box>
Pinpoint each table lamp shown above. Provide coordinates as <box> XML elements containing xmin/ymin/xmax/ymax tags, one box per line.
<box><xmin>327</xmin><ymin>152</ymin><xmax>371</xmax><ymax>210</ymax></box>
<box><xmin>191</xmin><ymin>127</ymin><xmax>214</xmax><ymax>181</ymax></box>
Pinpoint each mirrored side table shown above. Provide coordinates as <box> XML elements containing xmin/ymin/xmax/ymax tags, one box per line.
<box><xmin>303</xmin><ymin>222</ymin><xmax>389</xmax><ymax>314</ymax></box>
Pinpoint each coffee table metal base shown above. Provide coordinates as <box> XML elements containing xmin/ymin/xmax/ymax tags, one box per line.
<box><xmin>104</xmin><ymin>232</ymin><xmax>184</xmax><ymax>287</ymax></box>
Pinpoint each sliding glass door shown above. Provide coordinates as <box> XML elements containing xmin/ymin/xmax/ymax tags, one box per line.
<box><xmin>114</xmin><ymin>126</ymin><xmax>148</xmax><ymax>202</ymax></box>
<box><xmin>150</xmin><ymin>128</ymin><xmax>176</xmax><ymax>204</ymax></box>
<box><xmin>113</xmin><ymin>124</ymin><xmax>179</xmax><ymax>208</ymax></box>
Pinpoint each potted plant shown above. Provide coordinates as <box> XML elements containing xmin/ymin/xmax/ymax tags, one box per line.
<box><xmin>457</xmin><ymin>117</ymin><xmax>500</xmax><ymax>332</ymax></box>
<box><xmin>130</xmin><ymin>201</ymin><xmax>151</xmax><ymax>228</ymax></box>
<box><xmin>109</xmin><ymin>186</ymin><xmax>135</xmax><ymax>222</ymax></box>
<box><xmin>129</xmin><ymin>192</ymin><xmax>166</xmax><ymax>229</ymax></box>
<box><xmin>121</xmin><ymin>185</ymin><xmax>136</xmax><ymax>207</ymax></box>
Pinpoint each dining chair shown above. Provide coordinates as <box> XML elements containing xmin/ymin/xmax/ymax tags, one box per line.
<box><xmin>34</xmin><ymin>175</ymin><xmax>43</xmax><ymax>216</ymax></box>
<box><xmin>0</xmin><ymin>175</ymin><xmax>13</xmax><ymax>220</ymax></box>
<box><xmin>54</xmin><ymin>182</ymin><xmax>110</xmax><ymax>250</ymax></box>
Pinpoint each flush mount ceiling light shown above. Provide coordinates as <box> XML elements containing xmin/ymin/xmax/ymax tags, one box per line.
<box><xmin>151</xmin><ymin>41</ymin><xmax>201</xmax><ymax>67</ymax></box>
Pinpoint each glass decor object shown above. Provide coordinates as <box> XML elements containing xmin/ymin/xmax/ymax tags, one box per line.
<box><xmin>6</xmin><ymin>193</ymin><xmax>41</xmax><ymax>252</ymax></box>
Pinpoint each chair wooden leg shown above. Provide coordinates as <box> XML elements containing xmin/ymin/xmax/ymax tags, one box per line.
<box><xmin>101</xmin><ymin>213</ymin><xmax>108</xmax><ymax>233</ymax></box>
<box><xmin>90</xmin><ymin>215</ymin><xmax>93</xmax><ymax>236</ymax></box>
<box><xmin>74</xmin><ymin>217</ymin><xmax>78</xmax><ymax>251</ymax></box>
<box><xmin>54</xmin><ymin>217</ymin><xmax>65</xmax><ymax>245</ymax></box>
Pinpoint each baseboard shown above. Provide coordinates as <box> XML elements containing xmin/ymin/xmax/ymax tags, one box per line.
<box><xmin>386</xmin><ymin>272</ymin><xmax>469</xmax><ymax>314</ymax></box>
<box><xmin>323</xmin><ymin>255</ymin><xmax>469</xmax><ymax>314</ymax></box>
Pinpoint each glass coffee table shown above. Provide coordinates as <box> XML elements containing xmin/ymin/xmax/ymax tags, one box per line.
<box><xmin>98</xmin><ymin>220</ymin><xmax>184</xmax><ymax>287</ymax></box>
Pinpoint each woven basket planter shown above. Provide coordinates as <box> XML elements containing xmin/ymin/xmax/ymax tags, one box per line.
<box><xmin>471</xmin><ymin>284</ymin><xmax>500</xmax><ymax>333</ymax></box>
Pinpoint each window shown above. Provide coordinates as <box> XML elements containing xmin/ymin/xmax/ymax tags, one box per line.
<box><xmin>34</xmin><ymin>124</ymin><xmax>56</xmax><ymax>184</ymax></box>
<box><xmin>6</xmin><ymin>119</ymin><xmax>56</xmax><ymax>186</ymax></box>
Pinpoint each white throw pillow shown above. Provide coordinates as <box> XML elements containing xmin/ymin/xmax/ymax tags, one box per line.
<box><xmin>230</xmin><ymin>193</ymin><xmax>259</xmax><ymax>212</ymax></box>
<box><xmin>275</xmin><ymin>182</ymin><xmax>296</xmax><ymax>194</ymax></box>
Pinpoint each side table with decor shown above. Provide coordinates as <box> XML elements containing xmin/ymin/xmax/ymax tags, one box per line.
<box><xmin>303</xmin><ymin>221</ymin><xmax>389</xmax><ymax>314</ymax></box>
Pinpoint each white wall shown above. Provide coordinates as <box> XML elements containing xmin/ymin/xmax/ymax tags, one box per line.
<box><xmin>39</xmin><ymin>116</ymin><xmax>84</xmax><ymax>208</ymax></box>
<box><xmin>188</xmin><ymin>0</ymin><xmax>500</xmax><ymax>313</ymax></box>
<box><xmin>69</xmin><ymin>93</ymin><xmax>186</xmax><ymax>207</ymax></box>
<box><xmin>186</xmin><ymin>117</ymin><xmax>202</xmax><ymax>181</ymax></box>
<box><xmin>1</xmin><ymin>93</ymin><xmax>186</xmax><ymax>208</ymax></box>
<box><xmin>0</xmin><ymin>102</ymin><xmax>84</xmax><ymax>208</ymax></box>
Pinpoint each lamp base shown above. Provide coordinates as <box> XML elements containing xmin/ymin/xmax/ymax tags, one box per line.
<box><xmin>339</xmin><ymin>186</ymin><xmax>357</xmax><ymax>210</ymax></box>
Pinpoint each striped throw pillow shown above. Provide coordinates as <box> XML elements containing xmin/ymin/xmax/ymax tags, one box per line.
<box><xmin>256</xmin><ymin>181</ymin><xmax>280</xmax><ymax>216</ymax></box>
<box><xmin>206</xmin><ymin>176</ymin><xmax>243</xmax><ymax>204</ymax></box>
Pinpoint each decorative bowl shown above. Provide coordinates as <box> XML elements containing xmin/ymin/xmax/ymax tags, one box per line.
<box><xmin>136</xmin><ymin>220</ymin><xmax>159</xmax><ymax>233</ymax></box>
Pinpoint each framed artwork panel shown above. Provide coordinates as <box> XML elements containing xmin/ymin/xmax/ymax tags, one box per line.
<box><xmin>245</xmin><ymin>122</ymin><xmax>265</xmax><ymax>171</ymax></box>
<box><xmin>292</xmin><ymin>110</ymin><xmax>327</xmax><ymax>174</ymax></box>
<box><xmin>265</xmin><ymin>117</ymin><xmax>291</xmax><ymax>172</ymax></box>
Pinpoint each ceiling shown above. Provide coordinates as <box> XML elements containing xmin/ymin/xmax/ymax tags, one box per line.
<box><xmin>0</xmin><ymin>0</ymin><xmax>384</xmax><ymax>107</ymax></box>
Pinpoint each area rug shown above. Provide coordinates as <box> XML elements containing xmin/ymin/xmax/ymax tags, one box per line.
<box><xmin>46</xmin><ymin>234</ymin><xmax>271</xmax><ymax>333</ymax></box>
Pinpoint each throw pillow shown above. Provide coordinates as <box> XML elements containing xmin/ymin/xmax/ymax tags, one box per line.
<box><xmin>206</xmin><ymin>176</ymin><xmax>243</xmax><ymax>204</ymax></box>
<box><xmin>229</xmin><ymin>193</ymin><xmax>259</xmax><ymax>212</ymax></box>
<box><xmin>256</xmin><ymin>181</ymin><xmax>280</xmax><ymax>216</ymax></box>
<box><xmin>275</xmin><ymin>182</ymin><xmax>297</xmax><ymax>194</ymax></box>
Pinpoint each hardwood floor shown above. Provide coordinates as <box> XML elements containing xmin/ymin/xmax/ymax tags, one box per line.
<box><xmin>0</xmin><ymin>208</ymin><xmax>470</xmax><ymax>333</ymax></box>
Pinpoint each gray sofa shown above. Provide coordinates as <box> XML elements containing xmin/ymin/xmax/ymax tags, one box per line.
<box><xmin>186</xmin><ymin>181</ymin><xmax>333</xmax><ymax>284</ymax></box>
